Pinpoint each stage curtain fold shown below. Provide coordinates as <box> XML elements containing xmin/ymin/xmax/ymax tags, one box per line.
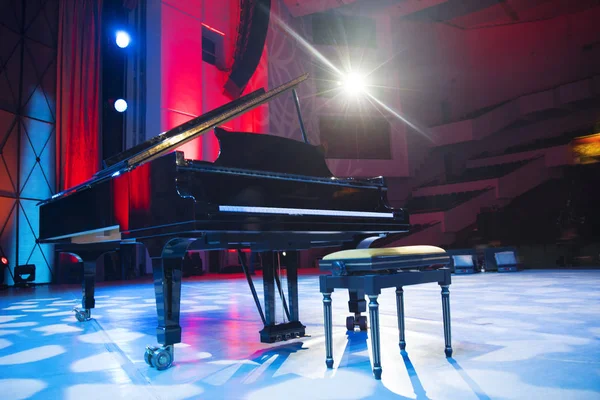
<box><xmin>56</xmin><ymin>0</ymin><xmax>102</xmax><ymax>190</ymax></box>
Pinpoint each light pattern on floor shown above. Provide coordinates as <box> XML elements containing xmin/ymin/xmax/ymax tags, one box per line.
<box><xmin>0</xmin><ymin>270</ymin><xmax>599</xmax><ymax>399</ymax></box>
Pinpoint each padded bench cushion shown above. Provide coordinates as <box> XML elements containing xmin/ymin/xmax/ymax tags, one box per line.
<box><xmin>323</xmin><ymin>245</ymin><xmax>446</xmax><ymax>260</ymax></box>
<box><xmin>319</xmin><ymin>245</ymin><xmax>450</xmax><ymax>274</ymax></box>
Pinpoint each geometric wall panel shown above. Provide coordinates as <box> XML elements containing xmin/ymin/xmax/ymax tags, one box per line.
<box><xmin>0</xmin><ymin>117</ymin><xmax>18</xmax><ymax>196</ymax></box>
<box><xmin>0</xmin><ymin>26</ymin><xmax>21</xmax><ymax>114</ymax></box>
<box><xmin>19</xmin><ymin>199</ymin><xmax>53</xmax><ymax>283</ymax></box>
<box><xmin>0</xmin><ymin>0</ymin><xmax>58</xmax><ymax>285</ymax></box>
<box><xmin>25</xmin><ymin>0</ymin><xmax>58</xmax><ymax>49</ymax></box>
<box><xmin>19</xmin><ymin>117</ymin><xmax>55</xmax><ymax>199</ymax></box>
<box><xmin>0</xmin><ymin>124</ymin><xmax>18</xmax><ymax>195</ymax></box>
<box><xmin>0</xmin><ymin>1</ymin><xmax>21</xmax><ymax>33</ymax></box>
<box><xmin>0</xmin><ymin>197</ymin><xmax>17</xmax><ymax>283</ymax></box>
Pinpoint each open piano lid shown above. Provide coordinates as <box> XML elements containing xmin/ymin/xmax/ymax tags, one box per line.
<box><xmin>40</xmin><ymin>73</ymin><xmax>309</xmax><ymax>205</ymax></box>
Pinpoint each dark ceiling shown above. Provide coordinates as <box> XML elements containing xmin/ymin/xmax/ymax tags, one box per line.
<box><xmin>283</xmin><ymin>0</ymin><xmax>600</xmax><ymax>29</ymax></box>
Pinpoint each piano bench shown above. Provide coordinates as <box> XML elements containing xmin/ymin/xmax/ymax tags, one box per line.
<box><xmin>318</xmin><ymin>245</ymin><xmax>452</xmax><ymax>380</ymax></box>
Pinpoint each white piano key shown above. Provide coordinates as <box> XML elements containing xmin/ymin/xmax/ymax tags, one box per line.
<box><xmin>218</xmin><ymin>205</ymin><xmax>394</xmax><ymax>218</ymax></box>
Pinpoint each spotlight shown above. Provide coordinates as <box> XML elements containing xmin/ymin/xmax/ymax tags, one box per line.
<box><xmin>0</xmin><ymin>257</ymin><xmax>7</xmax><ymax>265</ymax></box>
<box><xmin>114</xmin><ymin>99</ymin><xmax>128</xmax><ymax>112</ymax></box>
<box><xmin>115</xmin><ymin>31</ymin><xmax>131</xmax><ymax>48</ymax></box>
<box><xmin>340</xmin><ymin>72</ymin><xmax>366</xmax><ymax>96</ymax></box>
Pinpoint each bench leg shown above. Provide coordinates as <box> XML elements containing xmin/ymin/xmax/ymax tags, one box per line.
<box><xmin>440</xmin><ymin>285</ymin><xmax>453</xmax><ymax>357</ymax></box>
<box><xmin>396</xmin><ymin>287</ymin><xmax>406</xmax><ymax>351</ymax></box>
<box><xmin>323</xmin><ymin>292</ymin><xmax>334</xmax><ymax>368</ymax></box>
<box><xmin>368</xmin><ymin>295</ymin><xmax>382</xmax><ymax>379</ymax></box>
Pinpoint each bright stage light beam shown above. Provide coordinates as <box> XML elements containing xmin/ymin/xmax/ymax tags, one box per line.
<box><xmin>340</xmin><ymin>73</ymin><xmax>367</xmax><ymax>96</ymax></box>
<box><xmin>265</xmin><ymin>4</ymin><xmax>433</xmax><ymax>142</ymax></box>
<box><xmin>267</xmin><ymin>9</ymin><xmax>342</xmax><ymax>77</ymax></box>
<box><xmin>365</xmin><ymin>92</ymin><xmax>433</xmax><ymax>142</ymax></box>
<box><xmin>116</xmin><ymin>31</ymin><xmax>131</xmax><ymax>48</ymax></box>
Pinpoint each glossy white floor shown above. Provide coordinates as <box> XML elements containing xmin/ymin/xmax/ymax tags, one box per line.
<box><xmin>1</xmin><ymin>269</ymin><xmax>599</xmax><ymax>399</ymax></box>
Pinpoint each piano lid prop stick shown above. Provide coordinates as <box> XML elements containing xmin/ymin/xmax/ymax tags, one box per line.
<box><xmin>292</xmin><ymin>89</ymin><xmax>309</xmax><ymax>144</ymax></box>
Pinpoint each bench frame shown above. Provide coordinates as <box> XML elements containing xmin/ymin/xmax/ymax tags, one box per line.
<box><xmin>319</xmin><ymin>268</ymin><xmax>452</xmax><ymax>379</ymax></box>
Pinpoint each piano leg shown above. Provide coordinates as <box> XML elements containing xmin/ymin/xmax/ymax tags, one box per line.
<box><xmin>286</xmin><ymin>251</ymin><xmax>299</xmax><ymax>322</ymax></box>
<box><xmin>145</xmin><ymin>257</ymin><xmax>182</xmax><ymax>370</ymax></box>
<box><xmin>74</xmin><ymin>260</ymin><xmax>96</xmax><ymax>322</ymax></box>
<box><xmin>263</xmin><ymin>252</ymin><xmax>276</xmax><ymax>327</ymax></box>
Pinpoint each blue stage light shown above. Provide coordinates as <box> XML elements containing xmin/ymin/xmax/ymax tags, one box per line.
<box><xmin>114</xmin><ymin>99</ymin><xmax>128</xmax><ymax>112</ymax></box>
<box><xmin>116</xmin><ymin>31</ymin><xmax>131</xmax><ymax>48</ymax></box>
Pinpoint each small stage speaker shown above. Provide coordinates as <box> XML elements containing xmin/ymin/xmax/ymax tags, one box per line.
<box><xmin>14</xmin><ymin>264</ymin><xmax>36</xmax><ymax>287</ymax></box>
<box><xmin>452</xmin><ymin>255</ymin><xmax>476</xmax><ymax>274</ymax></box>
<box><xmin>494</xmin><ymin>251</ymin><xmax>519</xmax><ymax>272</ymax></box>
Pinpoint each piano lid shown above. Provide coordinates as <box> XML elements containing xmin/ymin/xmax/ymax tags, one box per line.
<box><xmin>40</xmin><ymin>73</ymin><xmax>309</xmax><ymax>205</ymax></box>
<box><xmin>212</xmin><ymin>127</ymin><xmax>333</xmax><ymax>177</ymax></box>
<box><xmin>103</xmin><ymin>73</ymin><xmax>308</xmax><ymax>172</ymax></box>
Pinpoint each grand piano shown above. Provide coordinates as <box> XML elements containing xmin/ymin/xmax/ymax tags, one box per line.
<box><xmin>38</xmin><ymin>74</ymin><xmax>410</xmax><ymax>370</ymax></box>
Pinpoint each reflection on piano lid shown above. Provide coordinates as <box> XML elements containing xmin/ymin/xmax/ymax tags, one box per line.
<box><xmin>40</xmin><ymin>73</ymin><xmax>309</xmax><ymax>206</ymax></box>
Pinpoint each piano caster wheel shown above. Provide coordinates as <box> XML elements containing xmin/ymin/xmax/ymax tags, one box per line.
<box><xmin>74</xmin><ymin>308</ymin><xmax>91</xmax><ymax>322</ymax></box>
<box><xmin>346</xmin><ymin>316</ymin><xmax>355</xmax><ymax>331</ymax></box>
<box><xmin>145</xmin><ymin>345</ymin><xmax>174</xmax><ymax>370</ymax></box>
<box><xmin>358</xmin><ymin>316</ymin><xmax>367</xmax><ymax>331</ymax></box>
<box><xmin>144</xmin><ymin>346</ymin><xmax>156</xmax><ymax>366</ymax></box>
<box><xmin>346</xmin><ymin>316</ymin><xmax>367</xmax><ymax>331</ymax></box>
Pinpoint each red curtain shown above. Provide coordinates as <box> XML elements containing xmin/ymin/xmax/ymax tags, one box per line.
<box><xmin>56</xmin><ymin>0</ymin><xmax>102</xmax><ymax>190</ymax></box>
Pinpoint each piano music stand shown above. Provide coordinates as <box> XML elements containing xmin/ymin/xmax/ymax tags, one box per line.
<box><xmin>291</xmin><ymin>88</ymin><xmax>309</xmax><ymax>144</ymax></box>
<box><xmin>318</xmin><ymin>246</ymin><xmax>452</xmax><ymax>380</ymax></box>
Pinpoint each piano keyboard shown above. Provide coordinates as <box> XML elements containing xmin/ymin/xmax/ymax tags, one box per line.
<box><xmin>218</xmin><ymin>205</ymin><xmax>395</xmax><ymax>218</ymax></box>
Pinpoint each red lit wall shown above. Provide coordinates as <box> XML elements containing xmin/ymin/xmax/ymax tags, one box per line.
<box><xmin>146</xmin><ymin>0</ymin><xmax>269</xmax><ymax>163</ymax></box>
<box><xmin>393</xmin><ymin>6</ymin><xmax>600</xmax><ymax>127</ymax></box>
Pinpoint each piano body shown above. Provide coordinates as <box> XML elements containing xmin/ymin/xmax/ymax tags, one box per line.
<box><xmin>38</xmin><ymin>74</ymin><xmax>409</xmax><ymax>370</ymax></box>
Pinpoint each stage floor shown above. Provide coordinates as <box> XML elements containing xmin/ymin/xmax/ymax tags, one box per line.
<box><xmin>1</xmin><ymin>269</ymin><xmax>599</xmax><ymax>399</ymax></box>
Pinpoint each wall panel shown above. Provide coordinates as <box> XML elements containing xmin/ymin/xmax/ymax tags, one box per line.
<box><xmin>0</xmin><ymin>0</ymin><xmax>57</xmax><ymax>285</ymax></box>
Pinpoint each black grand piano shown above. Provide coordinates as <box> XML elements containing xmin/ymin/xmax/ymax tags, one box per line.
<box><xmin>38</xmin><ymin>74</ymin><xmax>409</xmax><ymax>370</ymax></box>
